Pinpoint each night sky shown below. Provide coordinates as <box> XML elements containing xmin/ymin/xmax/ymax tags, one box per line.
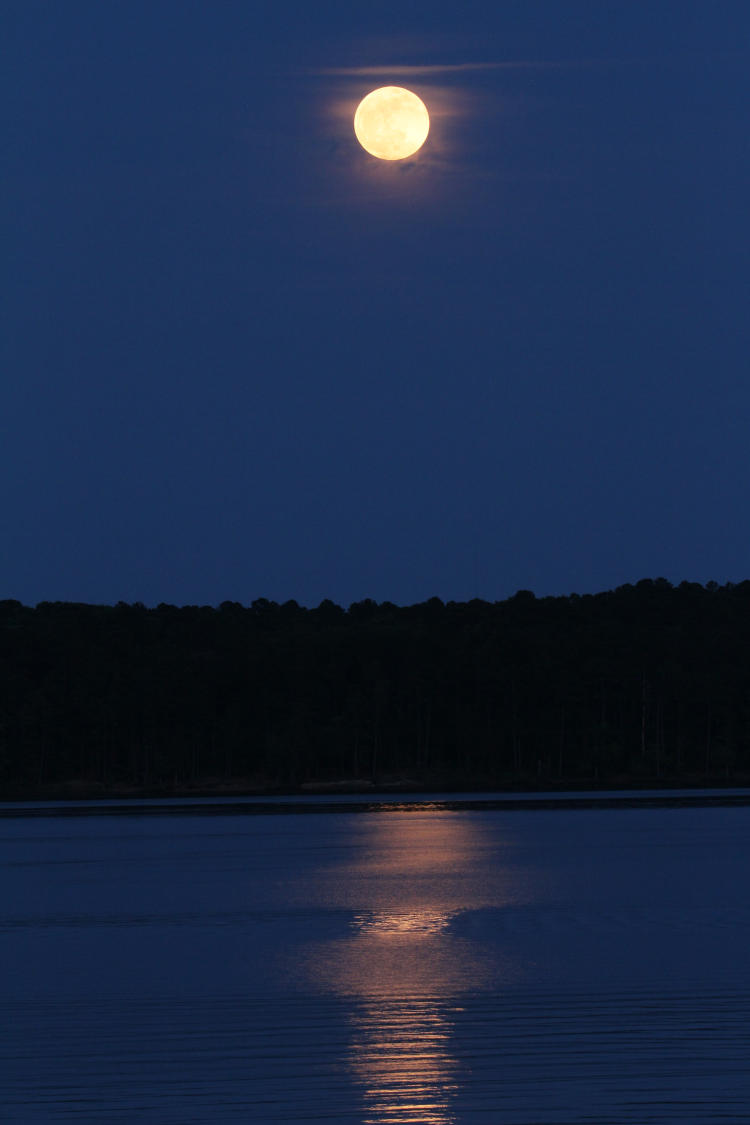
<box><xmin>4</xmin><ymin>2</ymin><xmax>749</xmax><ymax>609</ymax></box>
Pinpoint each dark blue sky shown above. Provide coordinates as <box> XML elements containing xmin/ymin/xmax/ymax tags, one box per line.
<box><xmin>4</xmin><ymin>1</ymin><xmax>749</xmax><ymax>607</ymax></box>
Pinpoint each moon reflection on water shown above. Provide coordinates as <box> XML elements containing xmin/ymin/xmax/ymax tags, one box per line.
<box><xmin>304</xmin><ymin>812</ymin><xmax>516</xmax><ymax>1124</ymax></box>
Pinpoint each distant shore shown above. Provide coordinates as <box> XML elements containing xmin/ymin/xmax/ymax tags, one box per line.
<box><xmin>5</xmin><ymin>588</ymin><xmax>750</xmax><ymax>802</ymax></box>
<box><xmin>4</xmin><ymin>789</ymin><xmax>750</xmax><ymax>819</ymax></box>
<box><xmin>3</xmin><ymin>771</ymin><xmax>750</xmax><ymax>804</ymax></box>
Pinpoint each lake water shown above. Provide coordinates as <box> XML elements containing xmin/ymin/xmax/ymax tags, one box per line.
<box><xmin>3</xmin><ymin>794</ymin><xmax>750</xmax><ymax>1122</ymax></box>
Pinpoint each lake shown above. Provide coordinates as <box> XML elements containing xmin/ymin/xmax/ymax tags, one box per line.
<box><xmin>3</xmin><ymin>792</ymin><xmax>750</xmax><ymax>1122</ymax></box>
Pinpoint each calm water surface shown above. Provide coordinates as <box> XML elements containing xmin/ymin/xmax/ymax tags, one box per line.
<box><xmin>3</xmin><ymin>797</ymin><xmax>750</xmax><ymax>1122</ymax></box>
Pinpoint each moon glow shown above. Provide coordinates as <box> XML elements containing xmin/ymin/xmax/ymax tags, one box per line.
<box><xmin>353</xmin><ymin>87</ymin><xmax>430</xmax><ymax>161</ymax></box>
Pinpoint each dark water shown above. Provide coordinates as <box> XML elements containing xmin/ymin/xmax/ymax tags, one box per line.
<box><xmin>3</xmin><ymin>795</ymin><xmax>750</xmax><ymax>1122</ymax></box>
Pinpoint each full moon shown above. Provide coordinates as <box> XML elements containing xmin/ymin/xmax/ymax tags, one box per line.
<box><xmin>353</xmin><ymin>87</ymin><xmax>430</xmax><ymax>161</ymax></box>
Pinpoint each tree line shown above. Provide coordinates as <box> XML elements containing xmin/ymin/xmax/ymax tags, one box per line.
<box><xmin>1</xmin><ymin>578</ymin><xmax>749</xmax><ymax>796</ymax></box>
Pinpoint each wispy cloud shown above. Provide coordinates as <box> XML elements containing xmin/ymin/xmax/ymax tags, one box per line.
<box><xmin>314</xmin><ymin>50</ymin><xmax>749</xmax><ymax>79</ymax></box>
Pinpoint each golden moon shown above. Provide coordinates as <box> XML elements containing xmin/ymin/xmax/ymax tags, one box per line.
<box><xmin>353</xmin><ymin>87</ymin><xmax>430</xmax><ymax>161</ymax></box>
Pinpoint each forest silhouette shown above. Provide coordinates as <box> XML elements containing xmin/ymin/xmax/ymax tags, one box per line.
<box><xmin>2</xmin><ymin>578</ymin><xmax>749</xmax><ymax>798</ymax></box>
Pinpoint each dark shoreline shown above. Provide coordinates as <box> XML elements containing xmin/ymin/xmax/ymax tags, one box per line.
<box><xmin>4</xmin><ymin>785</ymin><xmax>750</xmax><ymax>818</ymax></box>
<box><xmin>3</xmin><ymin>771</ymin><xmax>750</xmax><ymax>805</ymax></box>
